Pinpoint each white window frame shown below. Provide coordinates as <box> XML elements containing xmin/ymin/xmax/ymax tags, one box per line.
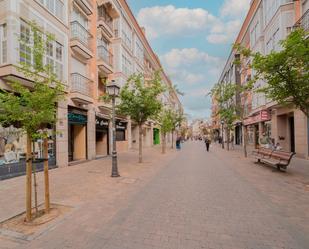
<box><xmin>19</xmin><ymin>19</ymin><xmax>64</xmax><ymax>80</ymax></box>
<box><xmin>0</xmin><ymin>23</ymin><xmax>7</xmax><ymax>64</ymax></box>
<box><xmin>38</xmin><ymin>0</ymin><xmax>65</xmax><ymax>22</ymax></box>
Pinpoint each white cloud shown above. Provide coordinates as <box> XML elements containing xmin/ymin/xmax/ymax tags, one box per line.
<box><xmin>137</xmin><ymin>5</ymin><xmax>217</xmax><ymax>39</ymax></box>
<box><xmin>161</xmin><ymin>48</ymin><xmax>222</xmax><ymax>69</ymax></box>
<box><xmin>206</xmin><ymin>34</ymin><xmax>229</xmax><ymax>44</ymax></box>
<box><xmin>159</xmin><ymin>48</ymin><xmax>223</xmax><ymax>120</ymax></box>
<box><xmin>207</xmin><ymin>19</ymin><xmax>242</xmax><ymax>44</ymax></box>
<box><xmin>220</xmin><ymin>0</ymin><xmax>251</xmax><ymax>18</ymax></box>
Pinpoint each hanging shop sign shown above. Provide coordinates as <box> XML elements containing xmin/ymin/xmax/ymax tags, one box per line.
<box><xmin>96</xmin><ymin>117</ymin><xmax>109</xmax><ymax>130</ymax></box>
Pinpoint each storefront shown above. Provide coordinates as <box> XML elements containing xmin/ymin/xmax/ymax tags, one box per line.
<box><xmin>116</xmin><ymin>119</ymin><xmax>128</xmax><ymax>152</ymax></box>
<box><xmin>96</xmin><ymin>117</ymin><xmax>109</xmax><ymax>157</ymax></box>
<box><xmin>68</xmin><ymin>107</ymin><xmax>87</xmax><ymax>162</ymax></box>
<box><xmin>234</xmin><ymin>123</ymin><xmax>242</xmax><ymax>145</ymax></box>
<box><xmin>244</xmin><ymin>110</ymin><xmax>271</xmax><ymax>148</ymax></box>
<box><xmin>0</xmin><ymin>125</ymin><xmax>56</xmax><ymax>180</ymax></box>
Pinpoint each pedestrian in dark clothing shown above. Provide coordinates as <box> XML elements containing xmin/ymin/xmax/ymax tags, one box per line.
<box><xmin>204</xmin><ymin>137</ymin><xmax>211</xmax><ymax>152</ymax></box>
<box><xmin>176</xmin><ymin>137</ymin><xmax>181</xmax><ymax>150</ymax></box>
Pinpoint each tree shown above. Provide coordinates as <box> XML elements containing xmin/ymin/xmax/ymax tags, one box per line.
<box><xmin>157</xmin><ymin>108</ymin><xmax>173</xmax><ymax>154</ymax></box>
<box><xmin>170</xmin><ymin>109</ymin><xmax>185</xmax><ymax>149</ymax></box>
<box><xmin>235</xmin><ymin>28</ymin><xmax>309</xmax><ymax>117</ymax></box>
<box><xmin>0</xmin><ymin>22</ymin><xmax>65</xmax><ymax>221</ymax></box>
<box><xmin>117</xmin><ymin>72</ymin><xmax>165</xmax><ymax>163</ymax></box>
<box><xmin>211</xmin><ymin>82</ymin><xmax>239</xmax><ymax>151</ymax></box>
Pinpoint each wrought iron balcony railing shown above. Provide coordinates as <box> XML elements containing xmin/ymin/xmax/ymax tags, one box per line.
<box><xmin>70</xmin><ymin>21</ymin><xmax>91</xmax><ymax>47</ymax></box>
<box><xmin>71</xmin><ymin>73</ymin><xmax>92</xmax><ymax>97</ymax></box>
<box><xmin>97</xmin><ymin>46</ymin><xmax>113</xmax><ymax>67</ymax></box>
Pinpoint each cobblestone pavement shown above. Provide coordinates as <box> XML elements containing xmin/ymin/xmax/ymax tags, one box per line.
<box><xmin>1</xmin><ymin>142</ymin><xmax>309</xmax><ymax>249</ymax></box>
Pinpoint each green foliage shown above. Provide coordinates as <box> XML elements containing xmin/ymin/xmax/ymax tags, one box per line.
<box><xmin>170</xmin><ymin>109</ymin><xmax>185</xmax><ymax>131</ymax></box>
<box><xmin>235</xmin><ymin>28</ymin><xmax>309</xmax><ymax>117</ymax></box>
<box><xmin>157</xmin><ymin>108</ymin><xmax>174</xmax><ymax>134</ymax></box>
<box><xmin>0</xmin><ymin>21</ymin><xmax>65</xmax><ymax>139</ymax></box>
<box><xmin>117</xmin><ymin>72</ymin><xmax>166</xmax><ymax>124</ymax></box>
<box><xmin>211</xmin><ymin>82</ymin><xmax>240</xmax><ymax>130</ymax></box>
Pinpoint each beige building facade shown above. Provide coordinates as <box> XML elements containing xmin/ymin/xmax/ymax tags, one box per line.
<box><xmin>0</xmin><ymin>0</ymin><xmax>182</xmax><ymax>171</ymax></box>
<box><xmin>215</xmin><ymin>0</ymin><xmax>309</xmax><ymax>159</ymax></box>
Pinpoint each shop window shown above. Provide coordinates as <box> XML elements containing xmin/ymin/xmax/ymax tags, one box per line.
<box><xmin>0</xmin><ymin>125</ymin><xmax>56</xmax><ymax>166</ymax></box>
<box><xmin>116</xmin><ymin>130</ymin><xmax>125</xmax><ymax>141</ymax></box>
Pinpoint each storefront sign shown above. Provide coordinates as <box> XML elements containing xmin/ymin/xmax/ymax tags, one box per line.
<box><xmin>244</xmin><ymin>110</ymin><xmax>270</xmax><ymax>126</ymax></box>
<box><xmin>116</xmin><ymin>120</ymin><xmax>127</xmax><ymax>130</ymax></box>
<box><xmin>96</xmin><ymin>117</ymin><xmax>109</xmax><ymax>129</ymax></box>
<box><xmin>68</xmin><ymin>113</ymin><xmax>87</xmax><ymax>124</ymax></box>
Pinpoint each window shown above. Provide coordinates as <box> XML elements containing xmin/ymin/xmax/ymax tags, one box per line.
<box><xmin>55</xmin><ymin>42</ymin><xmax>63</xmax><ymax>80</ymax></box>
<box><xmin>98</xmin><ymin>5</ymin><xmax>113</xmax><ymax>30</ymax></box>
<box><xmin>0</xmin><ymin>24</ymin><xmax>7</xmax><ymax>64</ymax></box>
<box><xmin>72</xmin><ymin>8</ymin><xmax>88</xmax><ymax>29</ymax></box>
<box><xmin>264</xmin><ymin>0</ymin><xmax>292</xmax><ymax>25</ymax></box>
<box><xmin>116</xmin><ymin>130</ymin><xmax>125</xmax><ymax>141</ymax></box>
<box><xmin>19</xmin><ymin>20</ymin><xmax>64</xmax><ymax>80</ymax></box>
<box><xmin>250</xmin><ymin>21</ymin><xmax>259</xmax><ymax>47</ymax></box>
<box><xmin>20</xmin><ymin>21</ymin><xmax>31</xmax><ymax>65</ymax></box>
<box><xmin>122</xmin><ymin>20</ymin><xmax>132</xmax><ymax>49</ymax></box>
<box><xmin>46</xmin><ymin>41</ymin><xmax>54</xmax><ymax>73</ymax></box>
<box><xmin>266</xmin><ymin>28</ymin><xmax>280</xmax><ymax>54</ymax></box>
<box><xmin>122</xmin><ymin>53</ymin><xmax>132</xmax><ymax>76</ymax></box>
<box><xmin>135</xmin><ymin>38</ymin><xmax>144</xmax><ymax>63</ymax></box>
<box><xmin>55</xmin><ymin>0</ymin><xmax>64</xmax><ymax>20</ymax></box>
<box><xmin>38</xmin><ymin>0</ymin><xmax>65</xmax><ymax>21</ymax></box>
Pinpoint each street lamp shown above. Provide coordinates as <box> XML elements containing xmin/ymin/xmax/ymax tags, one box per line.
<box><xmin>106</xmin><ymin>80</ymin><xmax>120</xmax><ymax>177</ymax></box>
<box><xmin>221</xmin><ymin>120</ymin><xmax>225</xmax><ymax>149</ymax></box>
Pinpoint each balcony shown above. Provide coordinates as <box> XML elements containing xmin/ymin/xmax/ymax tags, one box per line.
<box><xmin>97</xmin><ymin>16</ymin><xmax>114</xmax><ymax>38</ymax></box>
<box><xmin>74</xmin><ymin>0</ymin><xmax>93</xmax><ymax>15</ymax></box>
<box><xmin>97</xmin><ymin>45</ymin><xmax>113</xmax><ymax>74</ymax></box>
<box><xmin>70</xmin><ymin>73</ymin><xmax>93</xmax><ymax>104</ymax></box>
<box><xmin>294</xmin><ymin>9</ymin><xmax>309</xmax><ymax>32</ymax></box>
<box><xmin>70</xmin><ymin>21</ymin><xmax>93</xmax><ymax>59</ymax></box>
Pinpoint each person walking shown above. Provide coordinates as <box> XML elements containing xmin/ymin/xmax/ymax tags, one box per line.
<box><xmin>204</xmin><ymin>136</ymin><xmax>211</xmax><ymax>152</ymax></box>
<box><xmin>176</xmin><ymin>136</ymin><xmax>181</xmax><ymax>150</ymax></box>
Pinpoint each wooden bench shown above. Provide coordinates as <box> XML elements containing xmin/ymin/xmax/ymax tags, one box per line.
<box><xmin>252</xmin><ymin>148</ymin><xmax>274</xmax><ymax>163</ymax></box>
<box><xmin>260</xmin><ymin>150</ymin><xmax>296</xmax><ymax>171</ymax></box>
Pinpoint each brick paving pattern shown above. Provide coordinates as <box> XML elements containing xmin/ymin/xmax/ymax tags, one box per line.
<box><xmin>1</xmin><ymin>142</ymin><xmax>309</xmax><ymax>249</ymax></box>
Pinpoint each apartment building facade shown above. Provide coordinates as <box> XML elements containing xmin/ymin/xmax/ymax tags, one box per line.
<box><xmin>215</xmin><ymin>0</ymin><xmax>308</xmax><ymax>158</ymax></box>
<box><xmin>0</xmin><ymin>0</ymin><xmax>182</xmax><ymax>172</ymax></box>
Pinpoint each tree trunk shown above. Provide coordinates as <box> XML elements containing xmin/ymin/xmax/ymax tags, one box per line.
<box><xmin>33</xmin><ymin>161</ymin><xmax>38</xmax><ymax>216</ymax></box>
<box><xmin>32</xmin><ymin>142</ymin><xmax>38</xmax><ymax>216</ymax></box>
<box><xmin>43</xmin><ymin>138</ymin><xmax>50</xmax><ymax>213</ymax></box>
<box><xmin>138</xmin><ymin>124</ymin><xmax>143</xmax><ymax>163</ymax></box>
<box><xmin>226</xmin><ymin>128</ymin><xmax>230</xmax><ymax>151</ymax></box>
<box><xmin>243</xmin><ymin>125</ymin><xmax>248</xmax><ymax>158</ymax></box>
<box><xmin>171</xmin><ymin>130</ymin><xmax>174</xmax><ymax>149</ymax></box>
<box><xmin>162</xmin><ymin>132</ymin><xmax>166</xmax><ymax>154</ymax></box>
<box><xmin>25</xmin><ymin>134</ymin><xmax>32</xmax><ymax>222</ymax></box>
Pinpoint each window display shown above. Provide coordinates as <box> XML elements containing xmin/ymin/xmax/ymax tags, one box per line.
<box><xmin>0</xmin><ymin>125</ymin><xmax>56</xmax><ymax>167</ymax></box>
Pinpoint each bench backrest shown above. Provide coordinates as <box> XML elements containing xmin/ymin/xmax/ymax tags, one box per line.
<box><xmin>271</xmin><ymin>151</ymin><xmax>295</xmax><ymax>162</ymax></box>
<box><xmin>259</xmin><ymin>148</ymin><xmax>273</xmax><ymax>156</ymax></box>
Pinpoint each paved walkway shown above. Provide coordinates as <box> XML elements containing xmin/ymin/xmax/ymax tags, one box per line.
<box><xmin>1</xmin><ymin>142</ymin><xmax>309</xmax><ymax>249</ymax></box>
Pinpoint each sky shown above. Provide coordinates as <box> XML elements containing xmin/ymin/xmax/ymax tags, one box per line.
<box><xmin>127</xmin><ymin>0</ymin><xmax>251</xmax><ymax>121</ymax></box>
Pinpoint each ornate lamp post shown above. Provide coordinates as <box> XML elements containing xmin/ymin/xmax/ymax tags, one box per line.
<box><xmin>221</xmin><ymin>120</ymin><xmax>225</xmax><ymax>149</ymax></box>
<box><xmin>106</xmin><ymin>80</ymin><xmax>120</xmax><ymax>177</ymax></box>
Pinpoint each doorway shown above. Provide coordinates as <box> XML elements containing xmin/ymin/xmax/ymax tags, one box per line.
<box><xmin>289</xmin><ymin>116</ymin><xmax>295</xmax><ymax>153</ymax></box>
<box><xmin>96</xmin><ymin>129</ymin><xmax>109</xmax><ymax>156</ymax></box>
<box><xmin>68</xmin><ymin>124</ymin><xmax>87</xmax><ymax>162</ymax></box>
